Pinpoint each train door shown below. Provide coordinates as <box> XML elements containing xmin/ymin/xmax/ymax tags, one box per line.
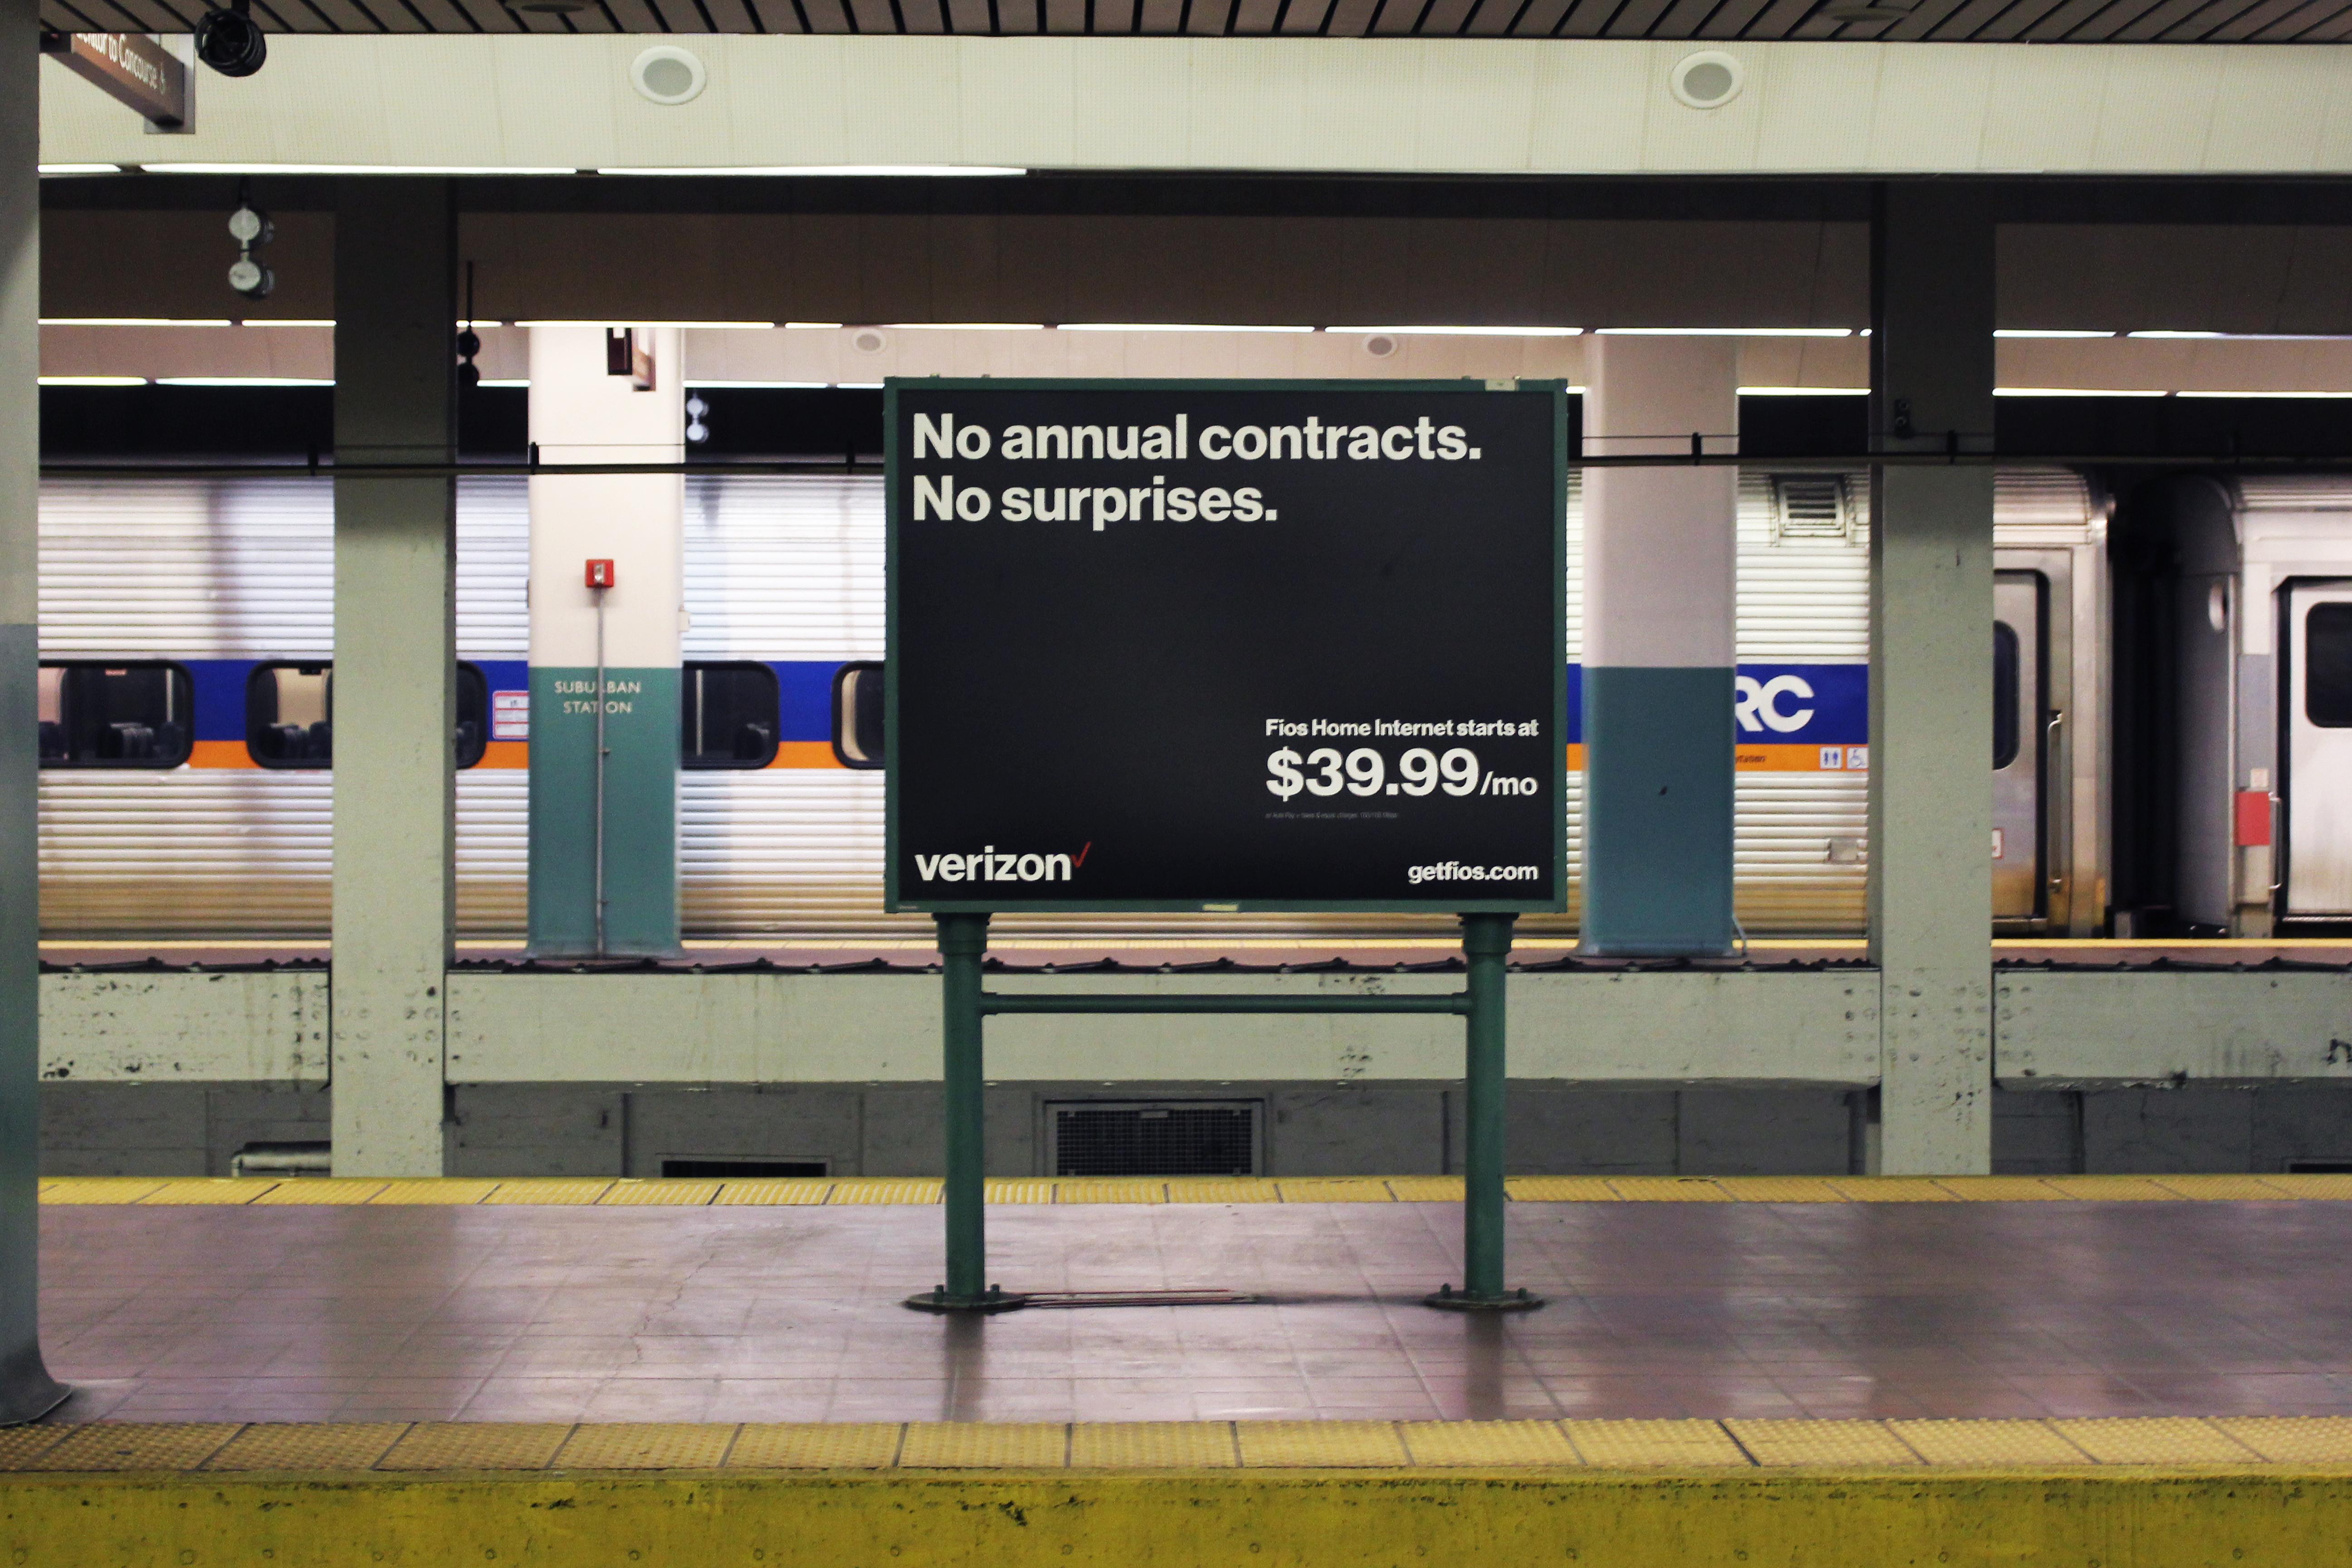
<box><xmin>2284</xmin><ymin>582</ymin><xmax>2352</xmax><ymax>915</ymax></box>
<box><xmin>1992</xmin><ymin>572</ymin><xmax>2046</xmax><ymax>922</ymax></box>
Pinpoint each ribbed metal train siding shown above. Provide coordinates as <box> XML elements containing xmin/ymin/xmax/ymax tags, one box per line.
<box><xmin>36</xmin><ymin>469</ymin><xmax>2090</xmax><ymax>940</ymax></box>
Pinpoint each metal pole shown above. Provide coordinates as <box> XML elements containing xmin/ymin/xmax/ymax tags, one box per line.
<box><xmin>0</xmin><ymin>0</ymin><xmax>66</xmax><ymax>1418</ymax></box>
<box><xmin>592</xmin><ymin>586</ymin><xmax>607</xmax><ymax>957</ymax></box>
<box><xmin>906</xmin><ymin>912</ymin><xmax>1014</xmax><ymax>1312</ymax></box>
<box><xmin>1428</xmin><ymin>911</ymin><xmax>1541</xmax><ymax>1312</ymax></box>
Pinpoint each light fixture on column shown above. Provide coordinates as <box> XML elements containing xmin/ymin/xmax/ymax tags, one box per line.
<box><xmin>226</xmin><ymin>183</ymin><xmax>273</xmax><ymax>302</ymax></box>
<box><xmin>195</xmin><ymin>0</ymin><xmax>266</xmax><ymax>77</ymax></box>
<box><xmin>685</xmin><ymin>395</ymin><xmax>710</xmax><ymax>445</ymax></box>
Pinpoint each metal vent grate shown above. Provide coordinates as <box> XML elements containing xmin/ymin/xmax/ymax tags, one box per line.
<box><xmin>1048</xmin><ymin>1101</ymin><xmax>1260</xmax><ymax>1178</ymax></box>
<box><xmin>1770</xmin><ymin>475</ymin><xmax>1852</xmax><ymax>543</ymax></box>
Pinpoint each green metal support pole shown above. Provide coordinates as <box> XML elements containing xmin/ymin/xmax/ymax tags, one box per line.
<box><xmin>906</xmin><ymin>913</ymin><xmax>1016</xmax><ymax>1313</ymax></box>
<box><xmin>1428</xmin><ymin>912</ymin><xmax>1541</xmax><ymax>1313</ymax></box>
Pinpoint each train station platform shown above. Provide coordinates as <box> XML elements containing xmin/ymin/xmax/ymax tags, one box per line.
<box><xmin>16</xmin><ymin>1180</ymin><xmax>2352</xmax><ymax>1564</ymax></box>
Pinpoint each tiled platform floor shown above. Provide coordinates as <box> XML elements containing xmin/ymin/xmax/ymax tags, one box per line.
<box><xmin>37</xmin><ymin>1196</ymin><xmax>2352</xmax><ymax>1426</ymax></box>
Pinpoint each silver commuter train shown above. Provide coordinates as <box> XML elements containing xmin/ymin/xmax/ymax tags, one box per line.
<box><xmin>33</xmin><ymin>466</ymin><xmax>2107</xmax><ymax>941</ymax></box>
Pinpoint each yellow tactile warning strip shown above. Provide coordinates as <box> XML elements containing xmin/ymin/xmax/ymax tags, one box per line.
<box><xmin>28</xmin><ymin>1424</ymin><xmax>241</xmax><ymax>1471</ymax></box>
<box><xmin>899</xmin><ymin>1423</ymin><xmax>1068</xmax><ymax>1469</ymax></box>
<box><xmin>14</xmin><ymin>1419</ymin><xmax>2352</xmax><ymax>1474</ymax></box>
<box><xmin>727</xmin><ymin>1424</ymin><xmax>902</xmax><ymax>1469</ymax></box>
<box><xmin>1562</xmin><ymin>1421</ymin><xmax>1753</xmax><ymax>1467</ymax></box>
<box><xmin>204</xmin><ymin>1424</ymin><xmax>409</xmax><ymax>1471</ymax></box>
<box><xmin>44</xmin><ymin>1173</ymin><xmax>2352</xmax><ymax>1206</ymax></box>
<box><xmin>594</xmin><ymin>1179</ymin><xmax>723</xmax><ymax>1205</ymax></box>
<box><xmin>377</xmin><ymin>1424</ymin><xmax>573</xmax><ymax>1471</ymax></box>
<box><xmin>1726</xmin><ymin>1419</ymin><xmax>1925</xmax><ymax>1466</ymax></box>
<box><xmin>1401</xmin><ymin>1420</ymin><xmax>1580</xmax><ymax>1466</ymax></box>
<box><xmin>1890</xmin><ymin>1419</ymin><xmax>2094</xmax><ymax>1466</ymax></box>
<box><xmin>1069</xmin><ymin>1423</ymin><xmax>1240</xmax><ymax>1468</ymax></box>
<box><xmin>2050</xmin><ymin>1418</ymin><xmax>2264</xmax><ymax>1464</ymax></box>
<box><xmin>552</xmin><ymin>1424</ymin><xmax>737</xmax><ymax>1470</ymax></box>
<box><xmin>1235</xmin><ymin>1422</ymin><xmax>1413</xmax><ymax>1467</ymax></box>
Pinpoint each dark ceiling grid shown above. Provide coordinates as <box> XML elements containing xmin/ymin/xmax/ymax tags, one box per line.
<box><xmin>1280</xmin><ymin>0</ymin><xmax>1333</xmax><ymax>32</ymax></box>
<box><xmin>2184</xmin><ymin>0</ymin><xmax>2301</xmax><ymax>37</ymax></box>
<box><xmin>1981</xmin><ymin>0</ymin><xmax>2077</xmax><ymax>39</ymax></box>
<box><xmin>2063</xmin><ymin>0</ymin><xmax>2179</xmax><ymax>34</ymax></box>
<box><xmin>1602</xmin><ymin>0</ymin><xmax>1681</xmax><ymax>35</ymax></box>
<box><xmin>2246</xmin><ymin>0</ymin><xmax>2343</xmax><ymax>36</ymax></box>
<box><xmin>1232</xmin><ymin>0</ymin><xmax>1284</xmax><ymax>29</ymax></box>
<box><xmin>2151</xmin><ymin>0</ymin><xmax>2270</xmax><ymax>34</ymax></box>
<box><xmin>412</xmin><ymin>0</ymin><xmax>497</xmax><ymax>34</ymax></box>
<box><xmin>2018</xmin><ymin>0</ymin><xmax>2125</xmax><ymax>40</ymax></box>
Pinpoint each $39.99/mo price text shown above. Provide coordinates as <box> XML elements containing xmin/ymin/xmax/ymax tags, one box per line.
<box><xmin>1267</xmin><ymin>746</ymin><xmax>1539</xmax><ymax>801</ymax></box>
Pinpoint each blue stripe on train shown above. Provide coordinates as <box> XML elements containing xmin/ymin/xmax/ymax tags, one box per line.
<box><xmin>1563</xmin><ymin>662</ymin><xmax>1866</xmax><ymax>747</ymax></box>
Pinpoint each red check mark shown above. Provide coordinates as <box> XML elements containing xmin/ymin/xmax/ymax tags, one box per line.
<box><xmin>1073</xmin><ymin>841</ymin><xmax>1093</xmax><ymax>867</ymax></box>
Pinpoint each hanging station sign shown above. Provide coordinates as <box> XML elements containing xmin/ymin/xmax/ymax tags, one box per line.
<box><xmin>885</xmin><ymin>379</ymin><xmax>1568</xmax><ymax>914</ymax></box>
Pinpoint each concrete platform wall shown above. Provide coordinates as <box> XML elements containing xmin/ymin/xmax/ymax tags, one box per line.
<box><xmin>33</xmin><ymin>968</ymin><xmax>2352</xmax><ymax>1176</ymax></box>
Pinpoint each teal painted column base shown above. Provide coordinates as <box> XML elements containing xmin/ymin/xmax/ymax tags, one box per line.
<box><xmin>1582</xmin><ymin>665</ymin><xmax>1736</xmax><ymax>956</ymax></box>
<box><xmin>527</xmin><ymin>665</ymin><xmax>681</xmax><ymax>958</ymax></box>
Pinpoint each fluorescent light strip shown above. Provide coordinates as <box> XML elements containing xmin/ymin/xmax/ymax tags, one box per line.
<box><xmin>37</xmin><ymin>164</ymin><xmax>122</xmax><ymax>176</ymax></box>
<box><xmin>785</xmin><ymin>322</ymin><xmax>844</xmax><ymax>331</ymax></box>
<box><xmin>1596</xmin><ymin>327</ymin><xmax>1853</xmax><ymax>338</ymax></box>
<box><xmin>883</xmin><ymin>323</ymin><xmax>1044</xmax><ymax>332</ymax></box>
<box><xmin>837</xmin><ymin>382</ymin><xmax>884</xmax><ymax>389</ymax></box>
<box><xmin>155</xmin><ymin>377</ymin><xmax>333</xmax><ymax>387</ymax></box>
<box><xmin>241</xmin><ymin>319</ymin><xmax>335</xmax><ymax>328</ymax></box>
<box><xmin>1060</xmin><ymin>323</ymin><xmax>1316</xmax><ymax>334</ymax></box>
<box><xmin>39</xmin><ymin>376</ymin><xmax>147</xmax><ymax>387</ymax></box>
<box><xmin>2128</xmin><ymin>330</ymin><xmax>2352</xmax><ymax>342</ymax></box>
<box><xmin>1738</xmin><ymin>385</ymin><xmax>1867</xmax><ymax>396</ymax></box>
<box><xmin>476</xmin><ymin>379</ymin><xmax>530</xmax><ymax>389</ymax></box>
<box><xmin>513</xmin><ymin>321</ymin><xmax>775</xmax><ymax>330</ymax></box>
<box><xmin>1994</xmin><ymin>329</ymin><xmax>2117</xmax><ymax>339</ymax></box>
<box><xmin>2175</xmin><ymin>389</ymin><xmax>2352</xmax><ymax>399</ymax></box>
<box><xmin>593</xmin><ymin>165</ymin><xmax>1024</xmax><ymax>178</ymax></box>
<box><xmin>41</xmin><ymin>317</ymin><xmax>233</xmax><ymax>328</ymax></box>
<box><xmin>684</xmin><ymin>380</ymin><xmax>830</xmax><ymax>389</ymax></box>
<box><xmin>1329</xmin><ymin>325</ymin><xmax>1583</xmax><ymax>337</ymax></box>
<box><xmin>141</xmin><ymin>163</ymin><xmax>578</xmax><ymax>176</ymax></box>
<box><xmin>1994</xmin><ymin>387</ymin><xmax>2167</xmax><ymax>398</ymax></box>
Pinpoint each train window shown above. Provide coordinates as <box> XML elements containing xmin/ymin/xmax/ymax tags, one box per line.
<box><xmin>833</xmin><ymin>661</ymin><xmax>883</xmax><ymax>770</ymax></box>
<box><xmin>455</xmin><ymin>663</ymin><xmax>490</xmax><ymax>769</ymax></box>
<box><xmin>682</xmin><ymin>661</ymin><xmax>779</xmax><ymax>770</ymax></box>
<box><xmin>247</xmin><ymin>664</ymin><xmax>333</xmax><ymax>768</ymax></box>
<box><xmin>247</xmin><ymin>662</ymin><xmax>496</xmax><ymax>769</ymax></box>
<box><xmin>1992</xmin><ymin>622</ymin><xmax>2021</xmax><ymax>769</ymax></box>
<box><xmin>37</xmin><ymin>662</ymin><xmax>195</xmax><ymax>769</ymax></box>
<box><xmin>2307</xmin><ymin>604</ymin><xmax>2352</xmax><ymax>728</ymax></box>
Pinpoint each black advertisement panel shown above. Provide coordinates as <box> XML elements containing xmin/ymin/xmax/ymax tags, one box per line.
<box><xmin>886</xmin><ymin>379</ymin><xmax>1566</xmax><ymax>913</ymax></box>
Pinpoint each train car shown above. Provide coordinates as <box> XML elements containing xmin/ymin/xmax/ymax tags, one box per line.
<box><xmin>2116</xmin><ymin>474</ymin><xmax>2352</xmax><ymax>938</ymax></box>
<box><xmin>33</xmin><ymin>466</ymin><xmax>2105</xmax><ymax>942</ymax></box>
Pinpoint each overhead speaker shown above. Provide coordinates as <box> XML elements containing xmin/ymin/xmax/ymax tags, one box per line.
<box><xmin>631</xmin><ymin>44</ymin><xmax>707</xmax><ymax>106</ymax></box>
<box><xmin>1668</xmin><ymin>50</ymin><xmax>1744</xmax><ymax>111</ymax></box>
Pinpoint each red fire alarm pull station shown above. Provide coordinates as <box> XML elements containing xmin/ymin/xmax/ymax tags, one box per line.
<box><xmin>586</xmin><ymin>559</ymin><xmax>616</xmax><ymax>589</ymax></box>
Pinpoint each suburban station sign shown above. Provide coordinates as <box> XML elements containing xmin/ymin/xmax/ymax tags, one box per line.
<box><xmin>885</xmin><ymin>379</ymin><xmax>1568</xmax><ymax>914</ymax></box>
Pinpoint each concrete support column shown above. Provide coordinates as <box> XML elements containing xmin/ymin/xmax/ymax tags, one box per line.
<box><xmin>525</xmin><ymin>326</ymin><xmax>682</xmax><ymax>958</ymax></box>
<box><xmin>0</xmin><ymin>0</ymin><xmax>69</xmax><ymax>1425</ymax></box>
<box><xmin>1869</xmin><ymin>183</ymin><xmax>1996</xmax><ymax>1174</ymax></box>
<box><xmin>330</xmin><ymin>180</ymin><xmax>458</xmax><ymax>1177</ymax></box>
<box><xmin>1580</xmin><ymin>337</ymin><xmax>1738</xmax><ymax>956</ymax></box>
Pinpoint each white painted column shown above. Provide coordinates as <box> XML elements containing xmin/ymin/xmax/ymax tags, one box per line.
<box><xmin>1581</xmin><ymin>337</ymin><xmax>1739</xmax><ymax>956</ymax></box>
<box><xmin>1869</xmin><ymin>183</ymin><xmax>1997</xmax><ymax>1175</ymax></box>
<box><xmin>525</xmin><ymin>326</ymin><xmax>683</xmax><ymax>957</ymax></box>
<box><xmin>330</xmin><ymin>179</ymin><xmax>458</xmax><ymax>1177</ymax></box>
